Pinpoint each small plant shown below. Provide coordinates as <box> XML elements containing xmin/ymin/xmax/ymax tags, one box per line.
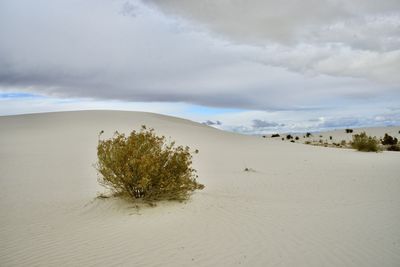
<box><xmin>96</xmin><ymin>126</ymin><xmax>204</xmax><ymax>203</ymax></box>
<box><xmin>351</xmin><ymin>132</ymin><xmax>380</xmax><ymax>152</ymax></box>
<box><xmin>381</xmin><ymin>133</ymin><xmax>398</xmax><ymax>145</ymax></box>
<box><xmin>282</xmin><ymin>138</ymin><xmax>285</xmax><ymax>141</ymax></box>
<box><xmin>295</xmin><ymin>136</ymin><xmax>299</xmax><ymax>140</ymax></box>
<box><xmin>345</xmin><ymin>129</ymin><xmax>353</xmax><ymax>133</ymax></box>
<box><xmin>329</xmin><ymin>136</ymin><xmax>333</xmax><ymax>140</ymax></box>
<box><xmin>306</xmin><ymin>132</ymin><xmax>312</xmax><ymax>138</ymax></box>
<box><xmin>271</xmin><ymin>134</ymin><xmax>280</xmax><ymax>138</ymax></box>
<box><xmin>286</xmin><ymin>134</ymin><xmax>293</xmax><ymax>140</ymax></box>
<box><xmin>387</xmin><ymin>144</ymin><xmax>400</xmax><ymax>151</ymax></box>
<box><xmin>290</xmin><ymin>140</ymin><xmax>295</xmax><ymax>143</ymax></box>
<box><xmin>305</xmin><ymin>141</ymin><xmax>311</xmax><ymax>144</ymax></box>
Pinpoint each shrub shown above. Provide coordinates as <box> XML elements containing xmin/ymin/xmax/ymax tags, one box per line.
<box><xmin>351</xmin><ymin>132</ymin><xmax>380</xmax><ymax>152</ymax></box>
<box><xmin>345</xmin><ymin>129</ymin><xmax>353</xmax><ymax>133</ymax></box>
<box><xmin>295</xmin><ymin>136</ymin><xmax>299</xmax><ymax>140</ymax></box>
<box><xmin>96</xmin><ymin>126</ymin><xmax>204</xmax><ymax>202</ymax></box>
<box><xmin>271</xmin><ymin>134</ymin><xmax>280</xmax><ymax>138</ymax></box>
<box><xmin>286</xmin><ymin>134</ymin><xmax>293</xmax><ymax>140</ymax></box>
<box><xmin>329</xmin><ymin>136</ymin><xmax>333</xmax><ymax>140</ymax></box>
<box><xmin>290</xmin><ymin>140</ymin><xmax>295</xmax><ymax>143</ymax></box>
<box><xmin>387</xmin><ymin>144</ymin><xmax>400</xmax><ymax>151</ymax></box>
<box><xmin>306</xmin><ymin>132</ymin><xmax>312</xmax><ymax>138</ymax></box>
<box><xmin>382</xmin><ymin>133</ymin><xmax>398</xmax><ymax>145</ymax></box>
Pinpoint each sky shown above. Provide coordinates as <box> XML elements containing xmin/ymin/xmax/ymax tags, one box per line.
<box><xmin>0</xmin><ymin>0</ymin><xmax>399</xmax><ymax>134</ymax></box>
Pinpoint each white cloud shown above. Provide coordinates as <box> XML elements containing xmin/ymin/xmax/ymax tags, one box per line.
<box><xmin>0</xmin><ymin>0</ymin><xmax>399</xmax><ymax>132</ymax></box>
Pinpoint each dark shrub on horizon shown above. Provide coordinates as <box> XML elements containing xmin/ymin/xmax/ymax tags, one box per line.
<box><xmin>382</xmin><ymin>133</ymin><xmax>398</xmax><ymax>145</ymax></box>
<box><xmin>286</xmin><ymin>134</ymin><xmax>293</xmax><ymax>140</ymax></box>
<box><xmin>387</xmin><ymin>145</ymin><xmax>400</xmax><ymax>151</ymax></box>
<box><xmin>345</xmin><ymin>129</ymin><xmax>353</xmax><ymax>133</ymax></box>
<box><xmin>306</xmin><ymin>132</ymin><xmax>312</xmax><ymax>138</ymax></box>
<box><xmin>271</xmin><ymin>134</ymin><xmax>280</xmax><ymax>138</ymax></box>
<box><xmin>96</xmin><ymin>126</ymin><xmax>204</xmax><ymax>202</ymax></box>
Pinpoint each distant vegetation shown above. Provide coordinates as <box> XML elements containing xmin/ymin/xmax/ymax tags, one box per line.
<box><xmin>345</xmin><ymin>129</ymin><xmax>354</xmax><ymax>133</ymax></box>
<box><xmin>96</xmin><ymin>126</ymin><xmax>204</xmax><ymax>203</ymax></box>
<box><xmin>381</xmin><ymin>133</ymin><xmax>399</xmax><ymax>151</ymax></box>
<box><xmin>271</xmin><ymin>134</ymin><xmax>280</xmax><ymax>138</ymax></box>
<box><xmin>381</xmin><ymin>133</ymin><xmax>398</xmax><ymax>145</ymax></box>
<box><xmin>351</xmin><ymin>132</ymin><xmax>380</xmax><ymax>152</ymax></box>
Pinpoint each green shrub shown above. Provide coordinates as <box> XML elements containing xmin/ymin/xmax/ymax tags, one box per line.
<box><xmin>381</xmin><ymin>133</ymin><xmax>398</xmax><ymax>145</ymax></box>
<box><xmin>387</xmin><ymin>144</ymin><xmax>400</xmax><ymax>151</ymax></box>
<box><xmin>96</xmin><ymin>126</ymin><xmax>204</xmax><ymax>202</ymax></box>
<box><xmin>351</xmin><ymin>132</ymin><xmax>380</xmax><ymax>152</ymax></box>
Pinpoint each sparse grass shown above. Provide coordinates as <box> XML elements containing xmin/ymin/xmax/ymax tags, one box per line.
<box><xmin>96</xmin><ymin>126</ymin><xmax>204</xmax><ymax>203</ymax></box>
<box><xmin>351</xmin><ymin>132</ymin><xmax>380</xmax><ymax>152</ymax></box>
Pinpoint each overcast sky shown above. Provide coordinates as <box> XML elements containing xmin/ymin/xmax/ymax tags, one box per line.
<box><xmin>1</xmin><ymin>0</ymin><xmax>399</xmax><ymax>133</ymax></box>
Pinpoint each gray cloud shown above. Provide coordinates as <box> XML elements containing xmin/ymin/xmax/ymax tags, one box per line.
<box><xmin>203</xmin><ymin>120</ymin><xmax>222</xmax><ymax>126</ymax></box>
<box><xmin>252</xmin><ymin>120</ymin><xmax>284</xmax><ymax>128</ymax></box>
<box><xmin>0</xmin><ymin>0</ymin><xmax>399</xmax><ymax>114</ymax></box>
<box><xmin>147</xmin><ymin>0</ymin><xmax>400</xmax><ymax>46</ymax></box>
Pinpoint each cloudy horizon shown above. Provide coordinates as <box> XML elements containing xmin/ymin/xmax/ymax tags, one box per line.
<box><xmin>1</xmin><ymin>0</ymin><xmax>399</xmax><ymax>134</ymax></box>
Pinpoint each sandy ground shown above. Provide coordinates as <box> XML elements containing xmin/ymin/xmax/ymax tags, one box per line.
<box><xmin>1</xmin><ymin>111</ymin><xmax>399</xmax><ymax>266</ymax></box>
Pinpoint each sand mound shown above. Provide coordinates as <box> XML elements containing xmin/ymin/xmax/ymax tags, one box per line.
<box><xmin>1</xmin><ymin>111</ymin><xmax>399</xmax><ymax>266</ymax></box>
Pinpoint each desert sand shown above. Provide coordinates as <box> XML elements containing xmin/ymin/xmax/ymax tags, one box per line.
<box><xmin>1</xmin><ymin>111</ymin><xmax>399</xmax><ymax>266</ymax></box>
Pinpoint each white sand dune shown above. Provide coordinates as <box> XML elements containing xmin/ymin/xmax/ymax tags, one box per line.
<box><xmin>1</xmin><ymin>111</ymin><xmax>399</xmax><ymax>266</ymax></box>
